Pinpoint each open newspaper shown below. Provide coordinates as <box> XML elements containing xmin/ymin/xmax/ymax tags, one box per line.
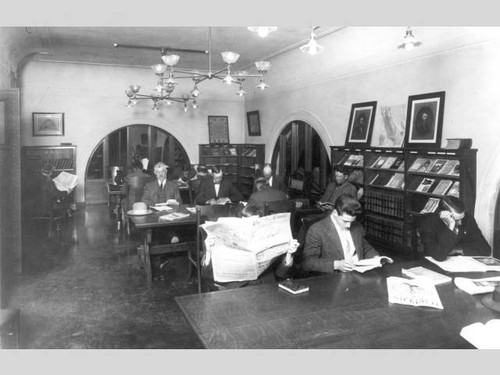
<box><xmin>52</xmin><ymin>171</ymin><xmax>78</xmax><ymax>192</ymax></box>
<box><xmin>202</xmin><ymin>213</ymin><xmax>293</xmax><ymax>282</ymax></box>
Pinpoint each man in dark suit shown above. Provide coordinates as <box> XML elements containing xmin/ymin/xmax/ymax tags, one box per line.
<box><xmin>261</xmin><ymin>163</ymin><xmax>287</xmax><ymax>193</ymax></box>
<box><xmin>303</xmin><ymin>194</ymin><xmax>379</xmax><ymax>273</ymax></box>
<box><xmin>418</xmin><ymin>196</ymin><xmax>491</xmax><ymax>261</ymax></box>
<box><xmin>142</xmin><ymin>162</ymin><xmax>182</xmax><ymax>207</ymax></box>
<box><xmin>33</xmin><ymin>163</ymin><xmax>72</xmax><ymax>216</ymax></box>
<box><xmin>318</xmin><ymin>165</ymin><xmax>358</xmax><ymax>207</ymax></box>
<box><xmin>195</xmin><ymin>165</ymin><xmax>244</xmax><ymax>205</ymax></box>
<box><xmin>247</xmin><ymin>177</ymin><xmax>289</xmax><ymax>216</ymax></box>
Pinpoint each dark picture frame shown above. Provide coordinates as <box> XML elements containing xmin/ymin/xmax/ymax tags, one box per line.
<box><xmin>246</xmin><ymin>110</ymin><xmax>261</xmax><ymax>136</ymax></box>
<box><xmin>208</xmin><ymin>115</ymin><xmax>230</xmax><ymax>144</ymax></box>
<box><xmin>345</xmin><ymin>101</ymin><xmax>377</xmax><ymax>147</ymax></box>
<box><xmin>404</xmin><ymin>91</ymin><xmax>445</xmax><ymax>148</ymax></box>
<box><xmin>33</xmin><ymin>112</ymin><xmax>65</xmax><ymax>136</ymax></box>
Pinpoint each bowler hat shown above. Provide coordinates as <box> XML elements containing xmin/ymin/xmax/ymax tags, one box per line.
<box><xmin>127</xmin><ymin>202</ymin><xmax>153</xmax><ymax>216</ymax></box>
<box><xmin>482</xmin><ymin>285</ymin><xmax>500</xmax><ymax>312</ymax></box>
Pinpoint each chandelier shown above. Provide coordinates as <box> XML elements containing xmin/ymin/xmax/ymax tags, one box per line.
<box><xmin>122</xmin><ymin>28</ymin><xmax>271</xmax><ymax>111</ymax></box>
<box><xmin>398</xmin><ymin>27</ymin><xmax>422</xmax><ymax>51</ymax></box>
<box><xmin>300</xmin><ymin>26</ymin><xmax>325</xmax><ymax>56</ymax></box>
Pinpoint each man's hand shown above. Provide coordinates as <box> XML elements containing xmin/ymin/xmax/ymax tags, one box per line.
<box><xmin>206</xmin><ymin>198</ymin><xmax>217</xmax><ymax>205</ymax></box>
<box><xmin>440</xmin><ymin>210</ymin><xmax>456</xmax><ymax>231</ymax></box>
<box><xmin>334</xmin><ymin>260</ymin><xmax>354</xmax><ymax>272</ymax></box>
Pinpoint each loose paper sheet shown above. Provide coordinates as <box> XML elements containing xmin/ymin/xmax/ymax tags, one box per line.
<box><xmin>387</xmin><ymin>276</ymin><xmax>443</xmax><ymax>309</ymax></box>
<box><xmin>52</xmin><ymin>171</ymin><xmax>78</xmax><ymax>192</ymax></box>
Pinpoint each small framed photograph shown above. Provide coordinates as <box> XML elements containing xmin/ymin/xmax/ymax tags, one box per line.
<box><xmin>208</xmin><ymin>116</ymin><xmax>229</xmax><ymax>144</ymax></box>
<box><xmin>33</xmin><ymin>112</ymin><xmax>65</xmax><ymax>136</ymax></box>
<box><xmin>345</xmin><ymin>101</ymin><xmax>377</xmax><ymax>147</ymax></box>
<box><xmin>247</xmin><ymin>110</ymin><xmax>261</xmax><ymax>136</ymax></box>
<box><xmin>404</xmin><ymin>91</ymin><xmax>445</xmax><ymax>148</ymax></box>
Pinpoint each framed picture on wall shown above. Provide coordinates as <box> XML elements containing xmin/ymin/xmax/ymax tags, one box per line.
<box><xmin>33</xmin><ymin>112</ymin><xmax>65</xmax><ymax>136</ymax></box>
<box><xmin>208</xmin><ymin>115</ymin><xmax>230</xmax><ymax>144</ymax></box>
<box><xmin>345</xmin><ymin>101</ymin><xmax>377</xmax><ymax>147</ymax></box>
<box><xmin>404</xmin><ymin>91</ymin><xmax>445</xmax><ymax>148</ymax></box>
<box><xmin>246</xmin><ymin>110</ymin><xmax>261</xmax><ymax>136</ymax></box>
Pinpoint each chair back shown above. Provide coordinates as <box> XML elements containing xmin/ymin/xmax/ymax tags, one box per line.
<box><xmin>264</xmin><ymin>199</ymin><xmax>296</xmax><ymax>237</ymax></box>
<box><xmin>126</xmin><ymin>175</ymin><xmax>151</xmax><ymax>207</ymax></box>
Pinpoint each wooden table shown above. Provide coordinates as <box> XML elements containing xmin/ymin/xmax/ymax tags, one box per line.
<box><xmin>129</xmin><ymin>205</ymin><xmax>197</xmax><ymax>286</ymax></box>
<box><xmin>175</xmin><ymin>259</ymin><xmax>500</xmax><ymax>349</ymax></box>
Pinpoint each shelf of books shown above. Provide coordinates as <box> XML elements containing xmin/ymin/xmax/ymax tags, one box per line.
<box><xmin>330</xmin><ymin>146</ymin><xmax>477</xmax><ymax>258</ymax></box>
<box><xmin>199</xmin><ymin>144</ymin><xmax>265</xmax><ymax>198</ymax></box>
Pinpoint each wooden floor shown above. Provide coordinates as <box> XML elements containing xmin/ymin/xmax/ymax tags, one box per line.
<box><xmin>5</xmin><ymin>204</ymin><xmax>204</xmax><ymax>349</ymax></box>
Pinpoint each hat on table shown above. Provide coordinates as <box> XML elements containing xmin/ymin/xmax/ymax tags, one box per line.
<box><xmin>482</xmin><ymin>285</ymin><xmax>500</xmax><ymax>312</ymax></box>
<box><xmin>127</xmin><ymin>202</ymin><xmax>153</xmax><ymax>216</ymax></box>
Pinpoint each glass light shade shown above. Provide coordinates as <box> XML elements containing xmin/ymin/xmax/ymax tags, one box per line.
<box><xmin>151</xmin><ymin>64</ymin><xmax>167</xmax><ymax>75</ymax></box>
<box><xmin>184</xmin><ymin>104</ymin><xmax>188</xmax><ymax>112</ymax></box>
<box><xmin>161</xmin><ymin>54</ymin><xmax>180</xmax><ymax>66</ymax></box>
<box><xmin>191</xmin><ymin>86</ymin><xmax>200</xmax><ymax>97</ymax></box>
<box><xmin>125</xmin><ymin>89</ymin><xmax>134</xmax><ymax>98</ymax></box>
<box><xmin>155</xmin><ymin>84</ymin><xmax>163</xmax><ymax>93</ymax></box>
<box><xmin>152</xmin><ymin>103</ymin><xmax>159</xmax><ymax>111</ymax></box>
<box><xmin>255</xmin><ymin>61</ymin><xmax>271</xmax><ymax>72</ymax></box>
<box><xmin>130</xmin><ymin>85</ymin><xmax>141</xmax><ymax>93</ymax></box>
<box><xmin>166</xmin><ymin>76</ymin><xmax>177</xmax><ymax>86</ymax></box>
<box><xmin>300</xmin><ymin>37</ymin><xmax>325</xmax><ymax>55</ymax></box>
<box><xmin>247</xmin><ymin>26</ymin><xmax>278</xmax><ymax>38</ymax></box>
<box><xmin>236</xmin><ymin>87</ymin><xmax>246</xmax><ymax>96</ymax></box>
<box><xmin>192</xmin><ymin>101</ymin><xmax>198</xmax><ymax>109</ymax></box>
<box><xmin>221</xmin><ymin>51</ymin><xmax>240</xmax><ymax>64</ymax></box>
<box><xmin>256</xmin><ymin>81</ymin><xmax>269</xmax><ymax>90</ymax></box>
<box><xmin>403</xmin><ymin>41</ymin><xmax>415</xmax><ymax>51</ymax></box>
<box><xmin>223</xmin><ymin>73</ymin><xmax>233</xmax><ymax>85</ymax></box>
<box><xmin>402</xmin><ymin>31</ymin><xmax>418</xmax><ymax>51</ymax></box>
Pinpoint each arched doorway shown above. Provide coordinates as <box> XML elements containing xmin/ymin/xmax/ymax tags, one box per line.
<box><xmin>271</xmin><ymin>120</ymin><xmax>330</xmax><ymax>201</ymax></box>
<box><xmin>85</xmin><ymin>124</ymin><xmax>190</xmax><ymax>204</ymax></box>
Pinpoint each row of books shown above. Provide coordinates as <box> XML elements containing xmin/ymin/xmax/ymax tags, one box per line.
<box><xmin>411</xmin><ymin>177</ymin><xmax>460</xmax><ymax>196</ymax></box>
<box><xmin>203</xmin><ymin>157</ymin><xmax>238</xmax><ymax>166</ymax></box>
<box><xmin>368</xmin><ymin>172</ymin><xmax>405</xmax><ymax>189</ymax></box>
<box><xmin>241</xmin><ymin>148</ymin><xmax>257</xmax><ymax>157</ymax></box>
<box><xmin>369</xmin><ymin>156</ymin><xmax>405</xmax><ymax>171</ymax></box>
<box><xmin>26</xmin><ymin>158</ymin><xmax>75</xmax><ymax>172</ymax></box>
<box><xmin>365</xmin><ymin>216</ymin><xmax>405</xmax><ymax>245</ymax></box>
<box><xmin>408</xmin><ymin>157</ymin><xmax>460</xmax><ymax>176</ymax></box>
<box><xmin>364</xmin><ymin>190</ymin><xmax>405</xmax><ymax>218</ymax></box>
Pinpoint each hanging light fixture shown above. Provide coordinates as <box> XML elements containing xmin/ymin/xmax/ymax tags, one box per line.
<box><xmin>118</xmin><ymin>27</ymin><xmax>271</xmax><ymax>111</ymax></box>
<box><xmin>398</xmin><ymin>27</ymin><xmax>422</xmax><ymax>51</ymax></box>
<box><xmin>300</xmin><ymin>26</ymin><xmax>325</xmax><ymax>56</ymax></box>
<box><xmin>247</xmin><ymin>26</ymin><xmax>278</xmax><ymax>38</ymax></box>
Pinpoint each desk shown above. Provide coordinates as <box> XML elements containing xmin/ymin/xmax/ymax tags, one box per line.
<box><xmin>129</xmin><ymin>205</ymin><xmax>197</xmax><ymax>286</ymax></box>
<box><xmin>175</xmin><ymin>260</ymin><xmax>500</xmax><ymax>348</ymax></box>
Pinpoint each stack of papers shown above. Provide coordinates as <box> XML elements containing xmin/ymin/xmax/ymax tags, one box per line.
<box><xmin>460</xmin><ymin>319</ymin><xmax>500</xmax><ymax>349</ymax></box>
<box><xmin>426</xmin><ymin>256</ymin><xmax>500</xmax><ymax>272</ymax></box>
<box><xmin>387</xmin><ymin>276</ymin><xmax>443</xmax><ymax>309</ymax></box>
<box><xmin>353</xmin><ymin>256</ymin><xmax>393</xmax><ymax>273</ymax></box>
<box><xmin>159</xmin><ymin>212</ymin><xmax>190</xmax><ymax>221</ymax></box>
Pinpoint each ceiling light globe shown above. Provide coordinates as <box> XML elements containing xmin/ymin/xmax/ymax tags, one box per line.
<box><xmin>256</xmin><ymin>81</ymin><xmax>269</xmax><ymax>90</ymax></box>
<box><xmin>161</xmin><ymin>55</ymin><xmax>180</xmax><ymax>67</ymax></box>
<box><xmin>300</xmin><ymin>38</ymin><xmax>325</xmax><ymax>55</ymax></box>
<box><xmin>130</xmin><ymin>85</ymin><xmax>141</xmax><ymax>93</ymax></box>
<box><xmin>221</xmin><ymin>51</ymin><xmax>240</xmax><ymax>64</ymax></box>
<box><xmin>255</xmin><ymin>61</ymin><xmax>271</xmax><ymax>72</ymax></box>
<box><xmin>247</xmin><ymin>26</ymin><xmax>278</xmax><ymax>38</ymax></box>
<box><xmin>151</xmin><ymin>64</ymin><xmax>167</xmax><ymax>75</ymax></box>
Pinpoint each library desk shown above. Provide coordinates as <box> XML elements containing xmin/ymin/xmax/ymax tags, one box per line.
<box><xmin>129</xmin><ymin>205</ymin><xmax>197</xmax><ymax>286</ymax></box>
<box><xmin>175</xmin><ymin>260</ymin><xmax>500</xmax><ymax>349</ymax></box>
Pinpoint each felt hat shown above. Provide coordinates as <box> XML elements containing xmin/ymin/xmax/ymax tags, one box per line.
<box><xmin>482</xmin><ymin>285</ymin><xmax>500</xmax><ymax>312</ymax></box>
<box><xmin>127</xmin><ymin>202</ymin><xmax>153</xmax><ymax>216</ymax></box>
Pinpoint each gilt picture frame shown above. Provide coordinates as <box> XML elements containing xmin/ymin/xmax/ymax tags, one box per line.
<box><xmin>33</xmin><ymin>112</ymin><xmax>65</xmax><ymax>136</ymax></box>
<box><xmin>345</xmin><ymin>101</ymin><xmax>377</xmax><ymax>147</ymax></box>
<box><xmin>404</xmin><ymin>91</ymin><xmax>445</xmax><ymax>148</ymax></box>
<box><xmin>208</xmin><ymin>115</ymin><xmax>230</xmax><ymax>144</ymax></box>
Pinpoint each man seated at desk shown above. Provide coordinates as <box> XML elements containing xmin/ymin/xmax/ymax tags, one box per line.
<box><xmin>195</xmin><ymin>165</ymin><xmax>243</xmax><ymax>205</ymax></box>
<box><xmin>418</xmin><ymin>196</ymin><xmax>491</xmax><ymax>261</ymax></box>
<box><xmin>317</xmin><ymin>165</ymin><xmax>357</xmax><ymax>209</ymax></box>
<box><xmin>303</xmin><ymin>194</ymin><xmax>379</xmax><ymax>273</ymax></box>
<box><xmin>255</xmin><ymin>163</ymin><xmax>287</xmax><ymax>193</ymax></box>
<box><xmin>247</xmin><ymin>177</ymin><xmax>289</xmax><ymax>216</ymax></box>
<box><xmin>142</xmin><ymin>162</ymin><xmax>182</xmax><ymax>207</ymax></box>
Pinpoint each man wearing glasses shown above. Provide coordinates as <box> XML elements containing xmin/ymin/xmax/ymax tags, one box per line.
<box><xmin>302</xmin><ymin>194</ymin><xmax>379</xmax><ymax>273</ymax></box>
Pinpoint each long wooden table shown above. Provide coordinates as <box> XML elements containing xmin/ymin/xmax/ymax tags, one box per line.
<box><xmin>129</xmin><ymin>205</ymin><xmax>197</xmax><ymax>286</ymax></box>
<box><xmin>175</xmin><ymin>259</ymin><xmax>500</xmax><ymax>349</ymax></box>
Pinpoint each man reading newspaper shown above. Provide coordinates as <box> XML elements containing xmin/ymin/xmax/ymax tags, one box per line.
<box><xmin>200</xmin><ymin>212</ymin><xmax>299</xmax><ymax>288</ymax></box>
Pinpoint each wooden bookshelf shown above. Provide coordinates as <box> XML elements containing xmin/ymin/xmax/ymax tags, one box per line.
<box><xmin>199</xmin><ymin>144</ymin><xmax>265</xmax><ymax>198</ymax></box>
<box><xmin>331</xmin><ymin>146</ymin><xmax>477</xmax><ymax>259</ymax></box>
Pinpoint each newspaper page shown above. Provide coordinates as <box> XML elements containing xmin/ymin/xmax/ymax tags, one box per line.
<box><xmin>202</xmin><ymin>213</ymin><xmax>293</xmax><ymax>282</ymax></box>
<box><xmin>387</xmin><ymin>276</ymin><xmax>443</xmax><ymax>309</ymax></box>
<box><xmin>425</xmin><ymin>256</ymin><xmax>492</xmax><ymax>273</ymax></box>
<box><xmin>52</xmin><ymin>171</ymin><xmax>78</xmax><ymax>192</ymax></box>
<box><xmin>460</xmin><ymin>319</ymin><xmax>500</xmax><ymax>349</ymax></box>
<box><xmin>454</xmin><ymin>276</ymin><xmax>500</xmax><ymax>295</ymax></box>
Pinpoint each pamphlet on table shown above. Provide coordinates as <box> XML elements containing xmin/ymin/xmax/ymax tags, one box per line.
<box><xmin>454</xmin><ymin>276</ymin><xmax>500</xmax><ymax>295</ymax></box>
<box><xmin>386</xmin><ymin>276</ymin><xmax>443</xmax><ymax>309</ymax></box>
<box><xmin>426</xmin><ymin>256</ymin><xmax>500</xmax><ymax>273</ymax></box>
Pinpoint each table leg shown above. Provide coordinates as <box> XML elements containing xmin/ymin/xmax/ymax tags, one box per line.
<box><xmin>144</xmin><ymin>229</ymin><xmax>153</xmax><ymax>286</ymax></box>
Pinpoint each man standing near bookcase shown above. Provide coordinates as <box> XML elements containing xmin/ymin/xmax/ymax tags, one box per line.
<box><xmin>418</xmin><ymin>196</ymin><xmax>491</xmax><ymax>261</ymax></box>
<box><xmin>317</xmin><ymin>166</ymin><xmax>358</xmax><ymax>209</ymax></box>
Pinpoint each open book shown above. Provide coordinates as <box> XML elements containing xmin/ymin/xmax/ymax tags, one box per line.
<box><xmin>353</xmin><ymin>256</ymin><xmax>393</xmax><ymax>273</ymax></box>
<box><xmin>52</xmin><ymin>171</ymin><xmax>78</xmax><ymax>193</ymax></box>
<box><xmin>387</xmin><ymin>276</ymin><xmax>443</xmax><ymax>309</ymax></box>
<box><xmin>454</xmin><ymin>276</ymin><xmax>500</xmax><ymax>295</ymax></box>
<box><xmin>460</xmin><ymin>319</ymin><xmax>500</xmax><ymax>349</ymax></box>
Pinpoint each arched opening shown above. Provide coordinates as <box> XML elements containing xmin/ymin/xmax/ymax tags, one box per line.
<box><xmin>85</xmin><ymin>124</ymin><xmax>190</xmax><ymax>204</ymax></box>
<box><xmin>271</xmin><ymin>120</ymin><xmax>330</xmax><ymax>201</ymax></box>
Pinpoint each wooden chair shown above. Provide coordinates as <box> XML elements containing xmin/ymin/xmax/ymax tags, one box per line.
<box><xmin>121</xmin><ymin>175</ymin><xmax>150</xmax><ymax>235</ymax></box>
<box><xmin>192</xmin><ymin>204</ymin><xmax>237</xmax><ymax>293</ymax></box>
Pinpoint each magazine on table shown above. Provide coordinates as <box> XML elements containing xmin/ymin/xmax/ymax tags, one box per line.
<box><xmin>439</xmin><ymin>159</ymin><xmax>459</xmax><ymax>175</ymax></box>
<box><xmin>454</xmin><ymin>276</ymin><xmax>500</xmax><ymax>295</ymax></box>
<box><xmin>386</xmin><ymin>276</ymin><xmax>443</xmax><ymax>309</ymax></box>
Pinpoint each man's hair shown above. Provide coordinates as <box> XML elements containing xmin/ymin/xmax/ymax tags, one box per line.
<box><xmin>154</xmin><ymin>162</ymin><xmax>168</xmax><ymax>171</ymax></box>
<box><xmin>440</xmin><ymin>196</ymin><xmax>465</xmax><ymax>214</ymax></box>
<box><xmin>333</xmin><ymin>165</ymin><xmax>349</xmax><ymax>175</ymax></box>
<box><xmin>212</xmin><ymin>165</ymin><xmax>223</xmax><ymax>175</ymax></box>
<box><xmin>132</xmin><ymin>160</ymin><xmax>143</xmax><ymax>170</ymax></box>
<box><xmin>334</xmin><ymin>194</ymin><xmax>362</xmax><ymax>217</ymax></box>
<box><xmin>254</xmin><ymin>177</ymin><xmax>268</xmax><ymax>191</ymax></box>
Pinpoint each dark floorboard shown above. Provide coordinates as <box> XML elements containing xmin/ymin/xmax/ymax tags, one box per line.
<box><xmin>6</xmin><ymin>205</ymin><xmax>204</xmax><ymax>349</ymax></box>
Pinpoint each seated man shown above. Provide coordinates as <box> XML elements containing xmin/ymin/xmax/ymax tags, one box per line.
<box><xmin>33</xmin><ymin>163</ymin><xmax>72</xmax><ymax>216</ymax></box>
<box><xmin>418</xmin><ymin>196</ymin><xmax>491</xmax><ymax>261</ymax></box>
<box><xmin>247</xmin><ymin>177</ymin><xmax>289</xmax><ymax>216</ymax></box>
<box><xmin>142</xmin><ymin>162</ymin><xmax>182</xmax><ymax>207</ymax></box>
<box><xmin>317</xmin><ymin>165</ymin><xmax>357</xmax><ymax>208</ymax></box>
<box><xmin>195</xmin><ymin>165</ymin><xmax>243</xmax><ymax>205</ymax></box>
<box><xmin>254</xmin><ymin>163</ymin><xmax>287</xmax><ymax>193</ymax></box>
<box><xmin>302</xmin><ymin>194</ymin><xmax>379</xmax><ymax>273</ymax></box>
<box><xmin>121</xmin><ymin>160</ymin><xmax>152</xmax><ymax>212</ymax></box>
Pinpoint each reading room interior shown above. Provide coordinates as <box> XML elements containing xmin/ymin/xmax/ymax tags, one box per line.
<box><xmin>2</xmin><ymin>26</ymin><xmax>500</xmax><ymax>350</ymax></box>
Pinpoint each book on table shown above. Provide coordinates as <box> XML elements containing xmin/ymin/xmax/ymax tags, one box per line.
<box><xmin>159</xmin><ymin>212</ymin><xmax>190</xmax><ymax>221</ymax></box>
<box><xmin>386</xmin><ymin>276</ymin><xmax>443</xmax><ymax>309</ymax></box>
<box><xmin>402</xmin><ymin>266</ymin><xmax>452</xmax><ymax>285</ymax></box>
<box><xmin>431</xmin><ymin>179</ymin><xmax>453</xmax><ymax>195</ymax></box>
<box><xmin>278</xmin><ymin>279</ymin><xmax>309</xmax><ymax>295</ymax></box>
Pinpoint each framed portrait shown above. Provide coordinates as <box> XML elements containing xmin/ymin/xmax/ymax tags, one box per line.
<box><xmin>33</xmin><ymin>112</ymin><xmax>65</xmax><ymax>136</ymax></box>
<box><xmin>404</xmin><ymin>91</ymin><xmax>445</xmax><ymax>148</ymax></box>
<box><xmin>345</xmin><ymin>101</ymin><xmax>377</xmax><ymax>147</ymax></box>
<box><xmin>208</xmin><ymin>115</ymin><xmax>229</xmax><ymax>144</ymax></box>
<box><xmin>246</xmin><ymin>110</ymin><xmax>261</xmax><ymax>136</ymax></box>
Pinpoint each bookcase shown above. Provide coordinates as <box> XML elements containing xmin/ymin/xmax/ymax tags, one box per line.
<box><xmin>330</xmin><ymin>146</ymin><xmax>477</xmax><ymax>258</ymax></box>
<box><xmin>21</xmin><ymin>145</ymin><xmax>77</xmax><ymax>207</ymax></box>
<box><xmin>199</xmin><ymin>144</ymin><xmax>265</xmax><ymax>198</ymax></box>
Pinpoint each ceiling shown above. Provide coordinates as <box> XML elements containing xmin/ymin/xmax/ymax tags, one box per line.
<box><xmin>8</xmin><ymin>26</ymin><xmax>341</xmax><ymax>72</ymax></box>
